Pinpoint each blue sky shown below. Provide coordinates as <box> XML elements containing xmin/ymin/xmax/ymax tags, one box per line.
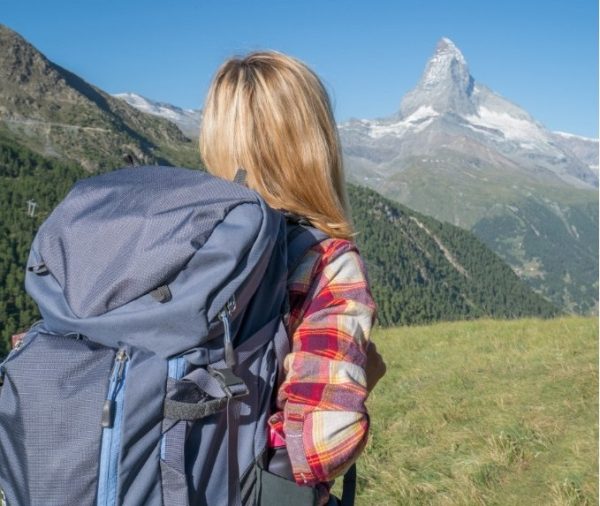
<box><xmin>1</xmin><ymin>0</ymin><xmax>598</xmax><ymax>137</ymax></box>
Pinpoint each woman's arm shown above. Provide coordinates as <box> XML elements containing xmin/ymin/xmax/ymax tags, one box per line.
<box><xmin>272</xmin><ymin>239</ymin><xmax>377</xmax><ymax>486</ymax></box>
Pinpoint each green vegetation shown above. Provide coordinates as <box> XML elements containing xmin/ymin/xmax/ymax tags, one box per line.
<box><xmin>473</xmin><ymin>195</ymin><xmax>599</xmax><ymax>315</ymax></box>
<box><xmin>0</xmin><ymin>24</ymin><xmax>200</xmax><ymax>173</ymax></box>
<box><xmin>346</xmin><ymin>316</ymin><xmax>598</xmax><ymax>505</ymax></box>
<box><xmin>350</xmin><ymin>185</ymin><xmax>559</xmax><ymax>326</ymax></box>
<box><xmin>0</xmin><ymin>136</ymin><xmax>85</xmax><ymax>354</ymax></box>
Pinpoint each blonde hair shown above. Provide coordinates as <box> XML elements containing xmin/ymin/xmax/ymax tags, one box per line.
<box><xmin>199</xmin><ymin>51</ymin><xmax>353</xmax><ymax>239</ymax></box>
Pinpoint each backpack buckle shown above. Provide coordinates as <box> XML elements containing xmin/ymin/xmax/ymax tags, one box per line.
<box><xmin>207</xmin><ymin>366</ymin><xmax>249</xmax><ymax>399</ymax></box>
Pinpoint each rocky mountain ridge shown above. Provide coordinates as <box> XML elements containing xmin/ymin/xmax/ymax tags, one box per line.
<box><xmin>0</xmin><ymin>24</ymin><xmax>199</xmax><ymax>171</ymax></box>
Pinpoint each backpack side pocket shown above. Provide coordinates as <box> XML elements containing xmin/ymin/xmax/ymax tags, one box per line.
<box><xmin>0</xmin><ymin>330</ymin><xmax>116</xmax><ymax>506</ymax></box>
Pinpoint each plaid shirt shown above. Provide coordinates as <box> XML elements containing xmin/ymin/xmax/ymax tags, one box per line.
<box><xmin>268</xmin><ymin>237</ymin><xmax>376</xmax><ymax>490</ymax></box>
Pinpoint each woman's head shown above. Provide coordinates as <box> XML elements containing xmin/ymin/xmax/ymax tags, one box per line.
<box><xmin>199</xmin><ymin>51</ymin><xmax>353</xmax><ymax>239</ymax></box>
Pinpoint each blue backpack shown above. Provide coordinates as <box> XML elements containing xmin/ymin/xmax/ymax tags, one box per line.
<box><xmin>0</xmin><ymin>166</ymin><xmax>343</xmax><ymax>506</ymax></box>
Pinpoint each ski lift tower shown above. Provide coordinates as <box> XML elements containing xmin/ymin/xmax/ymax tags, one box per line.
<box><xmin>27</xmin><ymin>200</ymin><xmax>37</xmax><ymax>217</ymax></box>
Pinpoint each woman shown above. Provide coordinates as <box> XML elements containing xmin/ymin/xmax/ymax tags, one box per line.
<box><xmin>199</xmin><ymin>51</ymin><xmax>386</xmax><ymax>505</ymax></box>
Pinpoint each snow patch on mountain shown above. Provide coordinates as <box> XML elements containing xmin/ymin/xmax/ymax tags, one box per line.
<box><xmin>553</xmin><ymin>131</ymin><xmax>598</xmax><ymax>142</ymax></box>
<box><xmin>465</xmin><ymin>107</ymin><xmax>547</xmax><ymax>143</ymax></box>
<box><xmin>362</xmin><ymin>106</ymin><xmax>439</xmax><ymax>138</ymax></box>
<box><xmin>113</xmin><ymin>93</ymin><xmax>202</xmax><ymax>138</ymax></box>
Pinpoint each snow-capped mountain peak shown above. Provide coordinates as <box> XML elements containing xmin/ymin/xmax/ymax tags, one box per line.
<box><xmin>421</xmin><ymin>37</ymin><xmax>469</xmax><ymax>88</ymax></box>
<box><xmin>341</xmin><ymin>38</ymin><xmax>598</xmax><ymax>189</ymax></box>
<box><xmin>400</xmin><ymin>37</ymin><xmax>476</xmax><ymax>118</ymax></box>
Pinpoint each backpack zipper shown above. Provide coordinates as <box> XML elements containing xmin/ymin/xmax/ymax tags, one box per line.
<box><xmin>97</xmin><ymin>348</ymin><xmax>129</xmax><ymax>506</ymax></box>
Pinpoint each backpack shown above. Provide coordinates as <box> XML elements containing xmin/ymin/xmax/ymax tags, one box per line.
<box><xmin>0</xmin><ymin>165</ymin><xmax>339</xmax><ymax>506</ymax></box>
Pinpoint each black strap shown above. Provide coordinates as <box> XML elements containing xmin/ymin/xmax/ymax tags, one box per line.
<box><xmin>226</xmin><ymin>398</ymin><xmax>243</xmax><ymax>506</ymax></box>
<box><xmin>163</xmin><ymin>366</ymin><xmax>248</xmax><ymax>420</ymax></box>
<box><xmin>164</xmin><ymin>396</ymin><xmax>229</xmax><ymax>420</ymax></box>
<box><xmin>340</xmin><ymin>464</ymin><xmax>357</xmax><ymax>506</ymax></box>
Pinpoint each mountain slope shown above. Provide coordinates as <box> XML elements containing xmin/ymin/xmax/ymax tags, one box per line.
<box><xmin>0</xmin><ymin>24</ymin><xmax>200</xmax><ymax>171</ymax></box>
<box><xmin>550</xmin><ymin>132</ymin><xmax>599</xmax><ymax>176</ymax></box>
<box><xmin>339</xmin><ymin>37</ymin><xmax>598</xmax><ymax>314</ymax></box>
<box><xmin>349</xmin><ymin>185</ymin><xmax>558</xmax><ymax>325</ymax></box>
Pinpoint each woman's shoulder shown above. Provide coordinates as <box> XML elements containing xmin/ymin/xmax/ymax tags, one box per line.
<box><xmin>288</xmin><ymin>236</ymin><xmax>368</xmax><ymax>295</ymax></box>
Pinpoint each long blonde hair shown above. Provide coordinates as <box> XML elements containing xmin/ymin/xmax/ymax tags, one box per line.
<box><xmin>199</xmin><ymin>51</ymin><xmax>353</xmax><ymax>239</ymax></box>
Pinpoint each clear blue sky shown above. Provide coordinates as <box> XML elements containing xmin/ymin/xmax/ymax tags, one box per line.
<box><xmin>2</xmin><ymin>0</ymin><xmax>598</xmax><ymax>137</ymax></box>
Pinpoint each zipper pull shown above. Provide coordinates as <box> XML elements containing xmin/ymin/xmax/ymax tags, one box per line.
<box><xmin>101</xmin><ymin>399</ymin><xmax>116</xmax><ymax>429</ymax></box>
<box><xmin>219</xmin><ymin>296</ymin><xmax>237</xmax><ymax>368</ymax></box>
<box><xmin>114</xmin><ymin>349</ymin><xmax>128</xmax><ymax>381</ymax></box>
<box><xmin>101</xmin><ymin>349</ymin><xmax>128</xmax><ymax>428</ymax></box>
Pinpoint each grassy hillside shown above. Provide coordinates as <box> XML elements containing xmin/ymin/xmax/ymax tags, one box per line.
<box><xmin>345</xmin><ymin>316</ymin><xmax>598</xmax><ymax>505</ymax></box>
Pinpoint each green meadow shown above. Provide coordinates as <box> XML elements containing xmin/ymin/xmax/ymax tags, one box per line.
<box><xmin>348</xmin><ymin>316</ymin><xmax>598</xmax><ymax>505</ymax></box>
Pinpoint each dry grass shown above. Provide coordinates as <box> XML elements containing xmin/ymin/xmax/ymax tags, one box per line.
<box><xmin>341</xmin><ymin>316</ymin><xmax>598</xmax><ymax>505</ymax></box>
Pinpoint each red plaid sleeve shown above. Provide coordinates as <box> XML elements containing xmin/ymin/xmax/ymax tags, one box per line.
<box><xmin>268</xmin><ymin>238</ymin><xmax>376</xmax><ymax>486</ymax></box>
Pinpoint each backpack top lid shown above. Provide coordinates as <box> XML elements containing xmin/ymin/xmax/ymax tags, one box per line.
<box><xmin>25</xmin><ymin>166</ymin><xmax>284</xmax><ymax>357</ymax></box>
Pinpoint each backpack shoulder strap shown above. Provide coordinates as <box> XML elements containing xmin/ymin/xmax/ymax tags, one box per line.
<box><xmin>278</xmin><ymin>217</ymin><xmax>358</xmax><ymax>506</ymax></box>
<box><xmin>285</xmin><ymin>218</ymin><xmax>329</xmax><ymax>277</ymax></box>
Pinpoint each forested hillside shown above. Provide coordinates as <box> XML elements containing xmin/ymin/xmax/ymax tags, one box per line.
<box><xmin>349</xmin><ymin>185</ymin><xmax>559</xmax><ymax>325</ymax></box>
<box><xmin>0</xmin><ymin>137</ymin><xmax>84</xmax><ymax>354</ymax></box>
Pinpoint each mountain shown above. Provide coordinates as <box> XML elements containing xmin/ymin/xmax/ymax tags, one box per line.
<box><xmin>550</xmin><ymin>132</ymin><xmax>599</xmax><ymax>176</ymax></box>
<box><xmin>342</xmin><ymin>38</ymin><xmax>597</xmax><ymax>190</ymax></box>
<box><xmin>112</xmin><ymin>93</ymin><xmax>202</xmax><ymax>139</ymax></box>
<box><xmin>339</xmin><ymin>37</ymin><xmax>598</xmax><ymax>314</ymax></box>
<box><xmin>0</xmin><ymin>24</ymin><xmax>200</xmax><ymax>171</ymax></box>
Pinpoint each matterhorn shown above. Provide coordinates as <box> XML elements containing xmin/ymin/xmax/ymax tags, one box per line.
<box><xmin>339</xmin><ymin>37</ymin><xmax>598</xmax><ymax>315</ymax></box>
